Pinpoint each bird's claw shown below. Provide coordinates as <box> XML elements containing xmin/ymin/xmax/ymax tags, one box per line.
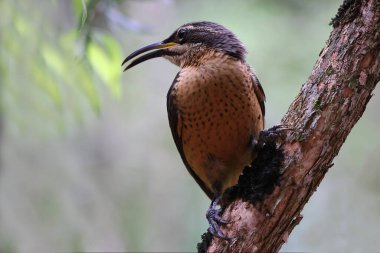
<box><xmin>208</xmin><ymin>224</ymin><xmax>231</xmax><ymax>240</ymax></box>
<box><xmin>206</xmin><ymin>206</ymin><xmax>230</xmax><ymax>224</ymax></box>
<box><xmin>206</xmin><ymin>196</ymin><xmax>233</xmax><ymax>240</ymax></box>
<box><xmin>259</xmin><ymin>124</ymin><xmax>294</xmax><ymax>144</ymax></box>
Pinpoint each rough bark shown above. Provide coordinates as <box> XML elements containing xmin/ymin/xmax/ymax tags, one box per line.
<box><xmin>200</xmin><ymin>0</ymin><xmax>380</xmax><ymax>252</ymax></box>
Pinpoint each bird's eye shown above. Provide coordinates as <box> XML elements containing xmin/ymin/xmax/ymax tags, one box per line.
<box><xmin>177</xmin><ymin>29</ymin><xmax>186</xmax><ymax>42</ymax></box>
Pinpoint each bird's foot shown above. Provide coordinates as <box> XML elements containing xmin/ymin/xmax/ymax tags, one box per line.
<box><xmin>259</xmin><ymin>124</ymin><xmax>293</xmax><ymax>144</ymax></box>
<box><xmin>206</xmin><ymin>196</ymin><xmax>233</xmax><ymax>240</ymax></box>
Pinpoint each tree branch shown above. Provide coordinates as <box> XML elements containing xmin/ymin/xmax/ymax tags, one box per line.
<box><xmin>198</xmin><ymin>0</ymin><xmax>380</xmax><ymax>252</ymax></box>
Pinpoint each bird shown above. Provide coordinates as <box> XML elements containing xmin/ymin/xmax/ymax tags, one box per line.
<box><xmin>122</xmin><ymin>21</ymin><xmax>266</xmax><ymax>239</ymax></box>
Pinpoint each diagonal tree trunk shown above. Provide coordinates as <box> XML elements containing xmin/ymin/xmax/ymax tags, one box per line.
<box><xmin>198</xmin><ymin>0</ymin><xmax>380</xmax><ymax>252</ymax></box>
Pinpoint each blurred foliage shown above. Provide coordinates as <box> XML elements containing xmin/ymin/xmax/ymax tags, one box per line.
<box><xmin>0</xmin><ymin>0</ymin><xmax>379</xmax><ymax>252</ymax></box>
<box><xmin>0</xmin><ymin>0</ymin><xmax>126</xmax><ymax>135</ymax></box>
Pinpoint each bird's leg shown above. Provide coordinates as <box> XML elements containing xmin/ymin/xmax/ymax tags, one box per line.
<box><xmin>206</xmin><ymin>195</ymin><xmax>231</xmax><ymax>240</ymax></box>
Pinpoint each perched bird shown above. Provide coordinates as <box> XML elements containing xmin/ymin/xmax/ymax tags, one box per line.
<box><xmin>122</xmin><ymin>21</ymin><xmax>265</xmax><ymax>238</ymax></box>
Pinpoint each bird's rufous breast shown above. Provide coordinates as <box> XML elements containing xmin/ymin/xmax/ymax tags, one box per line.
<box><xmin>171</xmin><ymin>55</ymin><xmax>264</xmax><ymax>194</ymax></box>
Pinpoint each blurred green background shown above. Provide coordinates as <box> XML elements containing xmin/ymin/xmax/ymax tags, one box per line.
<box><xmin>1</xmin><ymin>0</ymin><xmax>379</xmax><ymax>252</ymax></box>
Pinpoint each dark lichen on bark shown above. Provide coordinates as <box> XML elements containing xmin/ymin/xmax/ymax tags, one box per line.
<box><xmin>224</xmin><ymin>141</ymin><xmax>283</xmax><ymax>206</ymax></box>
<box><xmin>330</xmin><ymin>0</ymin><xmax>362</xmax><ymax>27</ymax></box>
<box><xmin>197</xmin><ymin>231</ymin><xmax>213</xmax><ymax>253</ymax></box>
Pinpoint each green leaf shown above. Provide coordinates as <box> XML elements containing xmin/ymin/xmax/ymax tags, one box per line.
<box><xmin>72</xmin><ymin>0</ymin><xmax>88</xmax><ymax>29</ymax></box>
<box><xmin>14</xmin><ymin>15</ymin><xmax>29</xmax><ymax>35</ymax></box>
<box><xmin>42</xmin><ymin>45</ymin><xmax>65</xmax><ymax>77</ymax></box>
<box><xmin>31</xmin><ymin>63</ymin><xmax>62</xmax><ymax>108</ymax></box>
<box><xmin>87</xmin><ymin>36</ymin><xmax>122</xmax><ymax>98</ymax></box>
<box><xmin>80</xmin><ymin>0</ymin><xmax>88</xmax><ymax>29</ymax></box>
<box><xmin>101</xmin><ymin>34</ymin><xmax>123</xmax><ymax>98</ymax></box>
<box><xmin>77</xmin><ymin>67</ymin><xmax>101</xmax><ymax>114</ymax></box>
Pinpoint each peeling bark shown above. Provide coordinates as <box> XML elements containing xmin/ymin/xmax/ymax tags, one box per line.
<box><xmin>200</xmin><ymin>0</ymin><xmax>380</xmax><ymax>252</ymax></box>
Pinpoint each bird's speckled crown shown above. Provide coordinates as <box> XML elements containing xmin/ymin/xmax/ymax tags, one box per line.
<box><xmin>165</xmin><ymin>21</ymin><xmax>247</xmax><ymax>61</ymax></box>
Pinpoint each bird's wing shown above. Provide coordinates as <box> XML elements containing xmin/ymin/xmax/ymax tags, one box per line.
<box><xmin>167</xmin><ymin>72</ymin><xmax>214</xmax><ymax>199</ymax></box>
<box><xmin>251</xmin><ymin>72</ymin><xmax>266</xmax><ymax>117</ymax></box>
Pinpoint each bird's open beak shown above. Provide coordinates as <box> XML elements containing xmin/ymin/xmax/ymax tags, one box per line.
<box><xmin>122</xmin><ymin>41</ymin><xmax>178</xmax><ymax>71</ymax></box>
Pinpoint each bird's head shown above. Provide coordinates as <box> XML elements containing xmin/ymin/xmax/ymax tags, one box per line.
<box><xmin>122</xmin><ymin>21</ymin><xmax>247</xmax><ymax>70</ymax></box>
